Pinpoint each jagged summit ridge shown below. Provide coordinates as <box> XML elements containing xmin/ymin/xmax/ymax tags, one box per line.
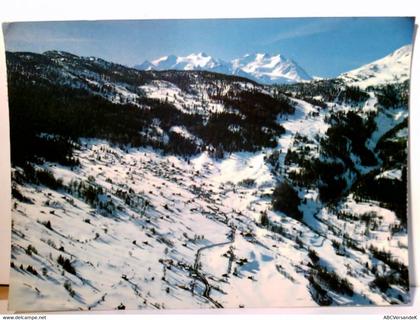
<box><xmin>135</xmin><ymin>52</ymin><xmax>313</xmax><ymax>84</ymax></box>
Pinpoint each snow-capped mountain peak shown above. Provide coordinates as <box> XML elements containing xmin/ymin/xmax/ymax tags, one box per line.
<box><xmin>181</xmin><ymin>52</ymin><xmax>222</xmax><ymax>69</ymax></box>
<box><xmin>340</xmin><ymin>44</ymin><xmax>413</xmax><ymax>88</ymax></box>
<box><xmin>231</xmin><ymin>52</ymin><xmax>312</xmax><ymax>84</ymax></box>
<box><xmin>140</xmin><ymin>53</ymin><xmax>225</xmax><ymax>71</ymax></box>
<box><xmin>135</xmin><ymin>52</ymin><xmax>312</xmax><ymax>84</ymax></box>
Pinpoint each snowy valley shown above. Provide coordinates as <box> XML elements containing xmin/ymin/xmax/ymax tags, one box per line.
<box><xmin>6</xmin><ymin>45</ymin><xmax>411</xmax><ymax>311</ymax></box>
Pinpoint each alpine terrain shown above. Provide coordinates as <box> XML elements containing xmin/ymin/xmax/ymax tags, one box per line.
<box><xmin>6</xmin><ymin>44</ymin><xmax>411</xmax><ymax>311</ymax></box>
<box><xmin>135</xmin><ymin>52</ymin><xmax>313</xmax><ymax>84</ymax></box>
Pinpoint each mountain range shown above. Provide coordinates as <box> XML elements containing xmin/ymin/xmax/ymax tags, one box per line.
<box><xmin>135</xmin><ymin>45</ymin><xmax>412</xmax><ymax>86</ymax></box>
<box><xmin>135</xmin><ymin>52</ymin><xmax>313</xmax><ymax>84</ymax></box>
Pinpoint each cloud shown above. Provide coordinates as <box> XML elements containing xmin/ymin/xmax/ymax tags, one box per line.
<box><xmin>261</xmin><ymin>18</ymin><xmax>344</xmax><ymax>45</ymax></box>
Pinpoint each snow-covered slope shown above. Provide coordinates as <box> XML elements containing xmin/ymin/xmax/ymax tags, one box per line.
<box><xmin>9</xmin><ymin>93</ymin><xmax>409</xmax><ymax>311</ymax></box>
<box><xmin>340</xmin><ymin>45</ymin><xmax>413</xmax><ymax>88</ymax></box>
<box><xmin>6</xmin><ymin>50</ymin><xmax>266</xmax><ymax>114</ymax></box>
<box><xmin>6</xmin><ymin>49</ymin><xmax>411</xmax><ymax>311</ymax></box>
<box><xmin>135</xmin><ymin>52</ymin><xmax>312</xmax><ymax>84</ymax></box>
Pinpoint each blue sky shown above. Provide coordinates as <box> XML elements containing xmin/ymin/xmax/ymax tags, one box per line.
<box><xmin>3</xmin><ymin>17</ymin><xmax>415</xmax><ymax>77</ymax></box>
